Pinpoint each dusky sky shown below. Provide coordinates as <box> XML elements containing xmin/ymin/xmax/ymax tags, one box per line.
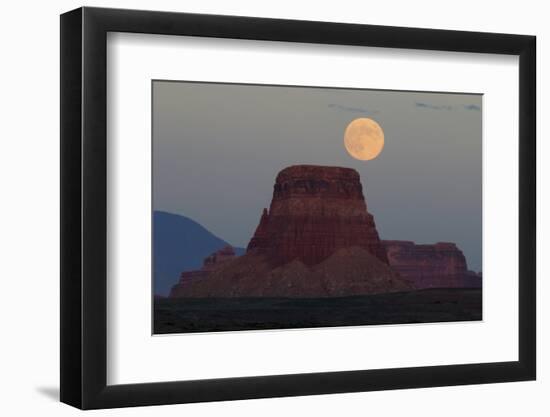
<box><xmin>153</xmin><ymin>81</ymin><xmax>482</xmax><ymax>271</ymax></box>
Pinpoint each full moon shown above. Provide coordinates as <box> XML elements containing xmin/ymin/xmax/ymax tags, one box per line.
<box><xmin>344</xmin><ymin>118</ymin><xmax>385</xmax><ymax>161</ymax></box>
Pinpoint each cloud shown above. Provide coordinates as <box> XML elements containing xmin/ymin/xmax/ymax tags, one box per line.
<box><xmin>415</xmin><ymin>102</ymin><xmax>453</xmax><ymax>111</ymax></box>
<box><xmin>328</xmin><ymin>103</ymin><xmax>378</xmax><ymax>114</ymax></box>
<box><xmin>415</xmin><ymin>102</ymin><xmax>481</xmax><ymax>112</ymax></box>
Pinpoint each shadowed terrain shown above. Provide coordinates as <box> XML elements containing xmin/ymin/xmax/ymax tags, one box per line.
<box><xmin>154</xmin><ymin>288</ymin><xmax>482</xmax><ymax>334</ymax></box>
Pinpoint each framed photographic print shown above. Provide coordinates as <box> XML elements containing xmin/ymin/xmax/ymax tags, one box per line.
<box><xmin>60</xmin><ymin>6</ymin><xmax>536</xmax><ymax>409</ymax></box>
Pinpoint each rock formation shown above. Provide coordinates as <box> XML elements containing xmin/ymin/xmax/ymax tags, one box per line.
<box><xmin>382</xmin><ymin>240</ymin><xmax>481</xmax><ymax>289</ymax></box>
<box><xmin>170</xmin><ymin>246</ymin><xmax>410</xmax><ymax>298</ymax></box>
<box><xmin>170</xmin><ymin>165</ymin><xmax>412</xmax><ymax>298</ymax></box>
<box><xmin>247</xmin><ymin>165</ymin><xmax>389</xmax><ymax>265</ymax></box>
<box><xmin>169</xmin><ymin>246</ymin><xmax>237</xmax><ymax>296</ymax></box>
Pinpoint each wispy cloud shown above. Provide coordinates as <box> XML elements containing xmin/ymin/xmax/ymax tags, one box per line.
<box><xmin>328</xmin><ymin>103</ymin><xmax>378</xmax><ymax>115</ymax></box>
<box><xmin>415</xmin><ymin>102</ymin><xmax>481</xmax><ymax>112</ymax></box>
<box><xmin>415</xmin><ymin>102</ymin><xmax>453</xmax><ymax>111</ymax></box>
<box><xmin>464</xmin><ymin>104</ymin><xmax>481</xmax><ymax>111</ymax></box>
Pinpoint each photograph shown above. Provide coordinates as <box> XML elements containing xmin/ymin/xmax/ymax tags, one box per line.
<box><xmin>152</xmin><ymin>81</ymin><xmax>483</xmax><ymax>334</ymax></box>
<box><xmin>50</xmin><ymin>2</ymin><xmax>539</xmax><ymax>412</ymax></box>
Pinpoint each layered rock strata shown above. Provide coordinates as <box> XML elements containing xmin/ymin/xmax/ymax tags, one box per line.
<box><xmin>382</xmin><ymin>240</ymin><xmax>481</xmax><ymax>289</ymax></box>
<box><xmin>170</xmin><ymin>165</ymin><xmax>411</xmax><ymax>297</ymax></box>
<box><xmin>247</xmin><ymin>165</ymin><xmax>389</xmax><ymax>265</ymax></box>
<box><xmin>169</xmin><ymin>246</ymin><xmax>237</xmax><ymax>295</ymax></box>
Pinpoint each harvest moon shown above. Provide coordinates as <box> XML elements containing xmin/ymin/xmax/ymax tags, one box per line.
<box><xmin>344</xmin><ymin>117</ymin><xmax>385</xmax><ymax>161</ymax></box>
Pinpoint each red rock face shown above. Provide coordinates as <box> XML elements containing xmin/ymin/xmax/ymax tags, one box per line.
<box><xmin>382</xmin><ymin>240</ymin><xmax>481</xmax><ymax>289</ymax></box>
<box><xmin>170</xmin><ymin>165</ymin><xmax>412</xmax><ymax>298</ymax></box>
<box><xmin>202</xmin><ymin>246</ymin><xmax>236</xmax><ymax>271</ymax></box>
<box><xmin>169</xmin><ymin>246</ymin><xmax>237</xmax><ymax>296</ymax></box>
<box><xmin>247</xmin><ymin>165</ymin><xmax>389</xmax><ymax>265</ymax></box>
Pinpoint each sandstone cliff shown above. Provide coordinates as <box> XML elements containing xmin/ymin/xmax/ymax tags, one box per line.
<box><xmin>382</xmin><ymin>240</ymin><xmax>481</xmax><ymax>289</ymax></box>
<box><xmin>247</xmin><ymin>165</ymin><xmax>389</xmax><ymax>265</ymax></box>
<box><xmin>170</xmin><ymin>165</ymin><xmax>411</xmax><ymax>298</ymax></box>
<box><xmin>169</xmin><ymin>246</ymin><xmax>237</xmax><ymax>296</ymax></box>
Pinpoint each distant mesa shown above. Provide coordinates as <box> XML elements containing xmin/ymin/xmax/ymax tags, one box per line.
<box><xmin>170</xmin><ymin>246</ymin><xmax>238</xmax><ymax>295</ymax></box>
<box><xmin>168</xmin><ymin>164</ymin><xmax>481</xmax><ymax>298</ymax></box>
<box><xmin>382</xmin><ymin>240</ymin><xmax>482</xmax><ymax>289</ymax></box>
<box><xmin>170</xmin><ymin>165</ymin><xmax>411</xmax><ymax>298</ymax></box>
<box><xmin>202</xmin><ymin>245</ymin><xmax>237</xmax><ymax>270</ymax></box>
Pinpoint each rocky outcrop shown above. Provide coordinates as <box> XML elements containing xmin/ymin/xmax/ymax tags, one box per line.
<box><xmin>170</xmin><ymin>165</ymin><xmax>412</xmax><ymax>298</ymax></box>
<box><xmin>201</xmin><ymin>246</ymin><xmax>237</xmax><ymax>270</ymax></box>
<box><xmin>382</xmin><ymin>240</ymin><xmax>481</xmax><ymax>289</ymax></box>
<box><xmin>247</xmin><ymin>165</ymin><xmax>389</xmax><ymax>265</ymax></box>
<box><xmin>169</xmin><ymin>246</ymin><xmax>237</xmax><ymax>296</ymax></box>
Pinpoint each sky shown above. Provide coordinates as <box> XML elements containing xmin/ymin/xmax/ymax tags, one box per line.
<box><xmin>153</xmin><ymin>81</ymin><xmax>482</xmax><ymax>272</ymax></box>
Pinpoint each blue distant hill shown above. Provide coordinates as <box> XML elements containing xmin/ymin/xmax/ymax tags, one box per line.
<box><xmin>153</xmin><ymin>211</ymin><xmax>245</xmax><ymax>296</ymax></box>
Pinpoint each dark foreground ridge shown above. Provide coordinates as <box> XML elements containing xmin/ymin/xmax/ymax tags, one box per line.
<box><xmin>154</xmin><ymin>288</ymin><xmax>482</xmax><ymax>334</ymax></box>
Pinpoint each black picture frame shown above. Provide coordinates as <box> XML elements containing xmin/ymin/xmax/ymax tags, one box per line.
<box><xmin>60</xmin><ymin>6</ymin><xmax>536</xmax><ymax>410</ymax></box>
